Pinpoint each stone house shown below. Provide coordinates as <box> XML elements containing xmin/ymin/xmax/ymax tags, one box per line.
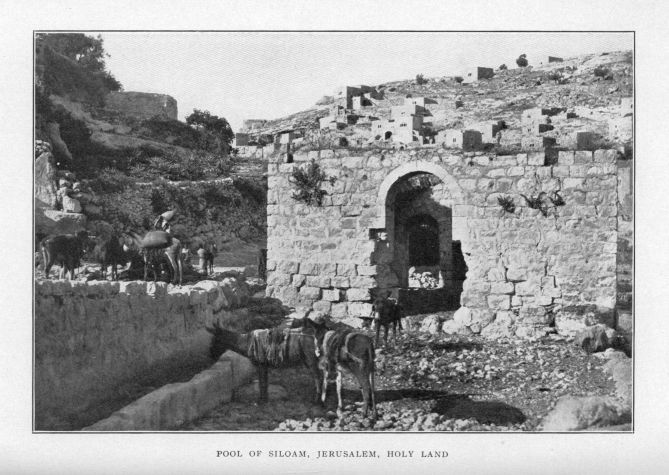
<box><xmin>266</xmin><ymin>148</ymin><xmax>630</xmax><ymax>339</ymax></box>
<box><xmin>461</xmin><ymin>67</ymin><xmax>494</xmax><ymax>84</ymax></box>
<box><xmin>521</xmin><ymin>136</ymin><xmax>556</xmax><ymax>151</ymax></box>
<box><xmin>466</xmin><ymin>121</ymin><xmax>503</xmax><ymax>143</ymax></box>
<box><xmin>438</xmin><ymin>129</ymin><xmax>483</xmax><ymax>151</ymax></box>
<box><xmin>547</xmin><ymin>56</ymin><xmax>563</xmax><ymax>63</ymax></box>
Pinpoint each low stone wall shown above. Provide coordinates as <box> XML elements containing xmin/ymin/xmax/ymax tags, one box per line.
<box><xmin>266</xmin><ymin>147</ymin><xmax>624</xmax><ymax>338</ymax></box>
<box><xmin>34</xmin><ymin>278</ymin><xmax>249</xmax><ymax>430</ymax></box>
<box><xmin>84</xmin><ymin>352</ymin><xmax>254</xmax><ymax>431</ymax></box>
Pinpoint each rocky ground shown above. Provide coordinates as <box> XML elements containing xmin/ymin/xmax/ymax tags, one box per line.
<box><xmin>184</xmin><ymin>326</ymin><xmax>631</xmax><ymax>432</ymax></box>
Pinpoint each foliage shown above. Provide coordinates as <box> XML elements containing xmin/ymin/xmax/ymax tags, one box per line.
<box><xmin>290</xmin><ymin>161</ymin><xmax>336</xmax><ymax>206</ymax></box>
<box><xmin>415</xmin><ymin>74</ymin><xmax>428</xmax><ymax>85</ymax></box>
<box><xmin>128</xmin><ymin>149</ymin><xmax>233</xmax><ymax>181</ymax></box>
<box><xmin>499</xmin><ymin>64</ymin><xmax>508</xmax><ymax>70</ymax></box>
<box><xmin>137</xmin><ymin>116</ymin><xmax>203</xmax><ymax>149</ymax></box>
<box><xmin>85</xmin><ymin>167</ymin><xmax>136</xmax><ymax>194</ymax></box>
<box><xmin>497</xmin><ymin>195</ymin><xmax>516</xmax><ymax>214</ymax></box>
<box><xmin>35</xmin><ymin>33</ymin><xmax>121</xmax><ymax>106</ymax></box>
<box><xmin>185</xmin><ymin>109</ymin><xmax>234</xmax><ymax>151</ymax></box>
<box><xmin>593</xmin><ymin>66</ymin><xmax>612</xmax><ymax>79</ymax></box>
<box><xmin>516</xmin><ymin>54</ymin><xmax>528</xmax><ymax>67</ymax></box>
<box><xmin>520</xmin><ymin>193</ymin><xmax>548</xmax><ymax>216</ymax></box>
<box><xmin>454</xmin><ymin>76</ymin><xmax>464</xmax><ymax>84</ymax></box>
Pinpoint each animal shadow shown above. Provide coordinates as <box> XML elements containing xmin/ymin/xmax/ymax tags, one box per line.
<box><xmin>425</xmin><ymin>340</ymin><xmax>483</xmax><ymax>352</ymax></box>
<box><xmin>431</xmin><ymin>394</ymin><xmax>526</xmax><ymax>425</ymax></box>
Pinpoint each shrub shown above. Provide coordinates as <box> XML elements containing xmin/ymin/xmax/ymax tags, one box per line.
<box><xmin>594</xmin><ymin>66</ymin><xmax>612</xmax><ymax>79</ymax></box>
<box><xmin>290</xmin><ymin>161</ymin><xmax>336</xmax><ymax>206</ymax></box>
<box><xmin>497</xmin><ymin>195</ymin><xmax>515</xmax><ymax>213</ymax></box>
<box><xmin>516</xmin><ymin>54</ymin><xmax>528</xmax><ymax>67</ymax></box>
<box><xmin>86</xmin><ymin>167</ymin><xmax>136</xmax><ymax>194</ymax></box>
<box><xmin>454</xmin><ymin>76</ymin><xmax>464</xmax><ymax>84</ymax></box>
<box><xmin>415</xmin><ymin>74</ymin><xmax>428</xmax><ymax>85</ymax></box>
<box><xmin>499</xmin><ymin>64</ymin><xmax>508</xmax><ymax>70</ymax></box>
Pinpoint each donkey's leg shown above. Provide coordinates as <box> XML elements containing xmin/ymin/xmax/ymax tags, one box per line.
<box><xmin>335</xmin><ymin>369</ymin><xmax>344</xmax><ymax>418</ymax></box>
<box><xmin>352</xmin><ymin>365</ymin><xmax>372</xmax><ymax>418</ymax></box>
<box><xmin>369</xmin><ymin>370</ymin><xmax>377</xmax><ymax>419</ymax></box>
<box><xmin>383</xmin><ymin>325</ymin><xmax>389</xmax><ymax>347</ymax></box>
<box><xmin>375</xmin><ymin>321</ymin><xmax>381</xmax><ymax>346</ymax></box>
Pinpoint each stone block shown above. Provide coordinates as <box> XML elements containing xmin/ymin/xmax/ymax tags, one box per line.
<box><xmin>346</xmin><ymin>288</ymin><xmax>371</xmax><ymax>302</ymax></box>
<box><xmin>277</xmin><ymin>260</ymin><xmax>299</xmax><ymax>274</ymax></box>
<box><xmin>562</xmin><ymin>178</ymin><xmax>585</xmax><ymax>189</ymax></box>
<box><xmin>594</xmin><ymin>149</ymin><xmax>617</xmax><ymax>164</ymax></box>
<box><xmin>536</xmin><ymin>295</ymin><xmax>553</xmax><ymax>306</ymax></box>
<box><xmin>322</xmin><ymin>289</ymin><xmax>342</xmax><ymax>302</ymax></box>
<box><xmin>341</xmin><ymin>218</ymin><xmax>357</xmax><ymax>229</ymax></box>
<box><xmin>348</xmin><ymin>302</ymin><xmax>372</xmax><ymax>317</ymax></box>
<box><xmin>487</xmin><ymin>294</ymin><xmax>511</xmax><ymax>310</ymax></box>
<box><xmin>507</xmin><ymin>166</ymin><xmax>525</xmax><ymax>176</ymax></box>
<box><xmin>516</xmin><ymin>153</ymin><xmax>528</xmax><ymax>165</ymax></box>
<box><xmin>552</xmin><ymin>165</ymin><xmax>570</xmax><ymax>177</ymax></box>
<box><xmin>330</xmin><ymin>302</ymin><xmax>348</xmax><ymax>319</ymax></box>
<box><xmin>569</xmin><ymin>165</ymin><xmax>588</xmax><ymax>177</ymax></box>
<box><xmin>515</xmin><ymin>280</ymin><xmax>541</xmax><ymax>296</ymax></box>
<box><xmin>312</xmin><ymin>300</ymin><xmax>332</xmax><ymax>313</ymax></box>
<box><xmin>574</xmin><ymin>151</ymin><xmax>593</xmax><ymax>164</ymax></box>
<box><xmin>331</xmin><ymin>276</ymin><xmax>350</xmax><ymax>288</ymax></box>
<box><xmin>119</xmin><ymin>281</ymin><xmax>147</xmax><ymax>296</ymax></box>
<box><xmin>490</xmin><ymin>282</ymin><xmax>514</xmax><ymax>294</ymax></box>
<box><xmin>342</xmin><ymin>156</ymin><xmax>364</xmax><ymax>168</ymax></box>
<box><xmin>291</xmin><ymin>274</ymin><xmax>306</xmax><ymax>287</ymax></box>
<box><xmin>527</xmin><ymin>152</ymin><xmax>546</xmax><ymax>166</ymax></box>
<box><xmin>350</xmin><ymin>276</ymin><xmax>376</xmax><ymax>288</ymax></box>
<box><xmin>511</xmin><ymin>295</ymin><xmax>523</xmax><ymax>307</ymax></box>
<box><xmin>299</xmin><ymin>262</ymin><xmax>318</xmax><ymax>275</ymax></box>
<box><xmin>299</xmin><ymin>286</ymin><xmax>321</xmax><ymax>300</ymax></box>
<box><xmin>306</xmin><ymin>276</ymin><xmax>331</xmax><ymax>288</ymax></box>
<box><xmin>356</xmin><ymin>265</ymin><xmax>377</xmax><ymax>276</ymax></box>
<box><xmin>307</xmin><ymin>151</ymin><xmax>319</xmax><ymax>160</ymax></box>
<box><xmin>453</xmin><ymin>306</ymin><xmax>473</xmax><ymax>325</ymax></box>
<box><xmin>557</xmin><ymin>151</ymin><xmax>575</xmax><ymax>165</ymax></box>
<box><xmin>337</xmin><ymin>263</ymin><xmax>357</xmax><ymax>277</ymax></box>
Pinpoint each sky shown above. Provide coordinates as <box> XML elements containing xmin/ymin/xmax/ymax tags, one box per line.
<box><xmin>99</xmin><ymin>32</ymin><xmax>632</xmax><ymax>132</ymax></box>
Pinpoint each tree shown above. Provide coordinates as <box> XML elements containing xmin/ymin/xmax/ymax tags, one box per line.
<box><xmin>35</xmin><ymin>33</ymin><xmax>121</xmax><ymax>104</ymax></box>
<box><xmin>499</xmin><ymin>64</ymin><xmax>508</xmax><ymax>70</ymax></box>
<box><xmin>516</xmin><ymin>54</ymin><xmax>528</xmax><ymax>67</ymax></box>
<box><xmin>415</xmin><ymin>74</ymin><xmax>428</xmax><ymax>85</ymax></box>
<box><xmin>185</xmin><ymin>109</ymin><xmax>234</xmax><ymax>154</ymax></box>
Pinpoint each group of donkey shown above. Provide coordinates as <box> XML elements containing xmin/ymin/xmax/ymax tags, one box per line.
<box><xmin>205</xmin><ymin>292</ymin><xmax>405</xmax><ymax>419</ymax></box>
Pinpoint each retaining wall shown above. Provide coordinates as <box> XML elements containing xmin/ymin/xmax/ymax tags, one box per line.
<box><xmin>34</xmin><ymin>278</ymin><xmax>249</xmax><ymax>430</ymax></box>
<box><xmin>266</xmin><ymin>147</ymin><xmax>629</xmax><ymax>338</ymax></box>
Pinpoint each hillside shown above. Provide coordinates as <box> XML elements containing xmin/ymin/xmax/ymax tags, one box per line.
<box><xmin>237</xmin><ymin>50</ymin><xmax>633</xmax><ymax>157</ymax></box>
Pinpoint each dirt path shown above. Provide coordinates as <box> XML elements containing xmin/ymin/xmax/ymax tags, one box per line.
<box><xmin>184</xmin><ymin>330</ymin><xmax>618</xmax><ymax>431</ymax></box>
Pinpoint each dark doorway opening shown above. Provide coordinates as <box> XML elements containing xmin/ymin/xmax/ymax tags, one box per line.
<box><xmin>408</xmin><ymin>214</ymin><xmax>440</xmax><ymax>266</ymax></box>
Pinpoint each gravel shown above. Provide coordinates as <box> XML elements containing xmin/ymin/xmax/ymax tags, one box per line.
<box><xmin>185</xmin><ymin>329</ymin><xmax>618</xmax><ymax>431</ymax></box>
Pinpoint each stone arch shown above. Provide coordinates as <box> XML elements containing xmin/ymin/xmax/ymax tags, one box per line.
<box><xmin>374</xmin><ymin>160</ymin><xmax>463</xmax><ymax>226</ymax></box>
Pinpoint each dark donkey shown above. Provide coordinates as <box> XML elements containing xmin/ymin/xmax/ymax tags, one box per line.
<box><xmin>303</xmin><ymin>318</ymin><xmax>377</xmax><ymax>419</ymax></box>
<box><xmin>125</xmin><ymin>230</ymin><xmax>183</xmax><ymax>285</ymax></box>
<box><xmin>370</xmin><ymin>291</ymin><xmax>405</xmax><ymax>347</ymax></box>
<box><xmin>205</xmin><ymin>321</ymin><xmax>323</xmax><ymax>404</ymax></box>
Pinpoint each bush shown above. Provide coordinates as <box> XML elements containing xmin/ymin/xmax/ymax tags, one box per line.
<box><xmin>86</xmin><ymin>167</ymin><xmax>136</xmax><ymax>194</ymax></box>
<box><xmin>415</xmin><ymin>74</ymin><xmax>428</xmax><ymax>85</ymax></box>
<box><xmin>499</xmin><ymin>64</ymin><xmax>508</xmax><ymax>70</ymax></box>
<box><xmin>594</xmin><ymin>66</ymin><xmax>612</xmax><ymax>79</ymax></box>
<box><xmin>454</xmin><ymin>76</ymin><xmax>464</xmax><ymax>84</ymax></box>
<box><xmin>290</xmin><ymin>161</ymin><xmax>336</xmax><ymax>206</ymax></box>
<box><xmin>516</xmin><ymin>54</ymin><xmax>528</xmax><ymax>67</ymax></box>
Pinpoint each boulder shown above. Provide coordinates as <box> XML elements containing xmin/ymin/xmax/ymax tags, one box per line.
<box><xmin>541</xmin><ymin>396</ymin><xmax>631</xmax><ymax>431</ymax></box>
<box><xmin>575</xmin><ymin>324</ymin><xmax>618</xmax><ymax>354</ymax></box>
<box><xmin>420</xmin><ymin>314</ymin><xmax>442</xmax><ymax>334</ymax></box>
<box><xmin>35</xmin><ymin>209</ymin><xmax>87</xmax><ymax>237</ymax></box>
<box><xmin>34</xmin><ymin>151</ymin><xmax>58</xmax><ymax>208</ymax></box>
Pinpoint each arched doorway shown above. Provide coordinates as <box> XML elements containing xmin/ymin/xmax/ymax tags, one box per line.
<box><xmin>371</xmin><ymin>163</ymin><xmax>466</xmax><ymax>314</ymax></box>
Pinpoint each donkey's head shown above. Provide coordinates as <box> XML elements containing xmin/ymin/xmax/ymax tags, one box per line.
<box><xmin>205</xmin><ymin>321</ymin><xmax>235</xmax><ymax>361</ymax></box>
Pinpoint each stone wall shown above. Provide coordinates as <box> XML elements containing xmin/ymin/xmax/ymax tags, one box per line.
<box><xmin>34</xmin><ymin>278</ymin><xmax>248</xmax><ymax>430</ymax></box>
<box><xmin>266</xmin><ymin>147</ymin><xmax>623</xmax><ymax>337</ymax></box>
<box><xmin>616</xmin><ymin>160</ymin><xmax>633</xmax><ymax>311</ymax></box>
<box><xmin>105</xmin><ymin>91</ymin><xmax>178</xmax><ymax>121</ymax></box>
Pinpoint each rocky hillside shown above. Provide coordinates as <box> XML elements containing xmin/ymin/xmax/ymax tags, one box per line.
<box><xmin>240</xmin><ymin>50</ymin><xmax>633</xmax><ymax>155</ymax></box>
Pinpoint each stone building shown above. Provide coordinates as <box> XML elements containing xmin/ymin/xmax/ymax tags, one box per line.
<box><xmin>266</xmin><ymin>148</ymin><xmax>631</xmax><ymax>338</ymax></box>
<box><xmin>437</xmin><ymin>129</ymin><xmax>483</xmax><ymax>151</ymax></box>
<box><xmin>547</xmin><ymin>56</ymin><xmax>563</xmax><ymax>63</ymax></box>
<box><xmin>461</xmin><ymin>67</ymin><xmax>495</xmax><ymax>84</ymax></box>
<box><xmin>521</xmin><ymin>136</ymin><xmax>556</xmax><ymax>151</ymax></box>
<box><xmin>234</xmin><ymin>133</ymin><xmax>249</xmax><ymax>147</ymax></box>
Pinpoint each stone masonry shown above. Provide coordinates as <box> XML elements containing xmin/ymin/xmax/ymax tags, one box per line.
<box><xmin>34</xmin><ymin>278</ymin><xmax>248</xmax><ymax>430</ymax></box>
<box><xmin>266</xmin><ymin>148</ymin><xmax>629</xmax><ymax>338</ymax></box>
<box><xmin>105</xmin><ymin>91</ymin><xmax>178</xmax><ymax>120</ymax></box>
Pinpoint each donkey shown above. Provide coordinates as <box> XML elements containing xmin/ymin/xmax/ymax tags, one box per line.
<box><xmin>205</xmin><ymin>321</ymin><xmax>323</xmax><ymax>404</ymax></box>
<box><xmin>370</xmin><ymin>292</ymin><xmax>405</xmax><ymax>347</ymax></box>
<box><xmin>125</xmin><ymin>230</ymin><xmax>183</xmax><ymax>285</ymax></box>
<box><xmin>40</xmin><ymin>231</ymin><xmax>89</xmax><ymax>280</ymax></box>
<box><xmin>303</xmin><ymin>318</ymin><xmax>377</xmax><ymax>419</ymax></box>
